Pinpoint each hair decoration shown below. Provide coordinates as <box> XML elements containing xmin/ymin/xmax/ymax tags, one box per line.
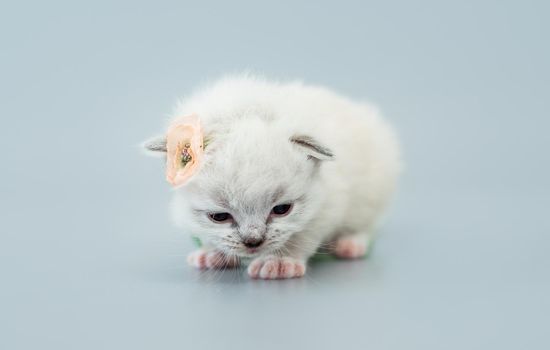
<box><xmin>165</xmin><ymin>114</ymin><xmax>204</xmax><ymax>187</ymax></box>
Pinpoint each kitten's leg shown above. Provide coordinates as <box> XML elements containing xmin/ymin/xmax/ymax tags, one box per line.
<box><xmin>332</xmin><ymin>232</ymin><xmax>372</xmax><ymax>259</ymax></box>
<box><xmin>187</xmin><ymin>248</ymin><xmax>240</xmax><ymax>269</ymax></box>
<box><xmin>247</xmin><ymin>234</ymin><xmax>320</xmax><ymax>279</ymax></box>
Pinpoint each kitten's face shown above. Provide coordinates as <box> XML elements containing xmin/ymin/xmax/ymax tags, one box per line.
<box><xmin>169</xmin><ymin>122</ymin><xmax>333</xmax><ymax>257</ymax></box>
<box><xmin>183</xmin><ymin>184</ymin><xmax>317</xmax><ymax>257</ymax></box>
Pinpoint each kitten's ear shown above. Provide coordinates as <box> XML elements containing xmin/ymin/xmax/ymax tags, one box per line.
<box><xmin>142</xmin><ymin>135</ymin><xmax>167</xmax><ymax>156</ymax></box>
<box><xmin>290</xmin><ymin>134</ymin><xmax>334</xmax><ymax>161</ymax></box>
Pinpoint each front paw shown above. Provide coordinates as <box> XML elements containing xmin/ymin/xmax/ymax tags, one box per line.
<box><xmin>187</xmin><ymin>249</ymin><xmax>240</xmax><ymax>269</ymax></box>
<box><xmin>247</xmin><ymin>256</ymin><xmax>306</xmax><ymax>279</ymax></box>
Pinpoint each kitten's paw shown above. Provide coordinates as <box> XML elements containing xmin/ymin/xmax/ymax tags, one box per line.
<box><xmin>334</xmin><ymin>237</ymin><xmax>368</xmax><ymax>259</ymax></box>
<box><xmin>247</xmin><ymin>256</ymin><xmax>306</xmax><ymax>279</ymax></box>
<box><xmin>187</xmin><ymin>249</ymin><xmax>240</xmax><ymax>269</ymax></box>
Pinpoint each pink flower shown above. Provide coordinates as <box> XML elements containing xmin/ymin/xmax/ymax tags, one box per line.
<box><xmin>165</xmin><ymin>114</ymin><xmax>204</xmax><ymax>187</ymax></box>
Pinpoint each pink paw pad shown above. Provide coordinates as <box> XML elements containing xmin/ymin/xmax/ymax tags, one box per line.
<box><xmin>247</xmin><ymin>257</ymin><xmax>306</xmax><ymax>279</ymax></box>
<box><xmin>334</xmin><ymin>238</ymin><xmax>367</xmax><ymax>259</ymax></box>
<box><xmin>187</xmin><ymin>250</ymin><xmax>239</xmax><ymax>269</ymax></box>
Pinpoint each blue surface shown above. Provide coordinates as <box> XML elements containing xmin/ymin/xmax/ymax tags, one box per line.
<box><xmin>1</xmin><ymin>1</ymin><xmax>549</xmax><ymax>349</ymax></box>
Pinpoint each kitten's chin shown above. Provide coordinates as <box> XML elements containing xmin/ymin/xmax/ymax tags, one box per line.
<box><xmin>239</xmin><ymin>243</ymin><xmax>288</xmax><ymax>258</ymax></box>
<box><xmin>233</xmin><ymin>248</ymin><xmax>264</xmax><ymax>258</ymax></box>
<box><xmin>216</xmin><ymin>245</ymin><xmax>257</xmax><ymax>258</ymax></box>
<box><xmin>221</xmin><ymin>245</ymin><xmax>272</xmax><ymax>259</ymax></box>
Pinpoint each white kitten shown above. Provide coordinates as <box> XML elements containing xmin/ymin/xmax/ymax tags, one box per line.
<box><xmin>144</xmin><ymin>74</ymin><xmax>400</xmax><ymax>279</ymax></box>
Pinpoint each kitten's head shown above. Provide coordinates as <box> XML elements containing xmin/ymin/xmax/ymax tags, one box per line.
<box><xmin>144</xmin><ymin>118</ymin><xmax>333</xmax><ymax>257</ymax></box>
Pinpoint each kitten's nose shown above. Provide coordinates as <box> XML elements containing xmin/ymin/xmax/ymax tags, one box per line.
<box><xmin>243</xmin><ymin>236</ymin><xmax>265</xmax><ymax>248</ymax></box>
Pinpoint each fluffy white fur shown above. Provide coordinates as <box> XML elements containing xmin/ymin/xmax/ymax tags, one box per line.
<box><xmin>145</xmin><ymin>74</ymin><xmax>400</xmax><ymax>279</ymax></box>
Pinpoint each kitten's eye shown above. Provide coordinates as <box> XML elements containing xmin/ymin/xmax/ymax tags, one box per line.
<box><xmin>271</xmin><ymin>204</ymin><xmax>292</xmax><ymax>216</ymax></box>
<box><xmin>208</xmin><ymin>212</ymin><xmax>232</xmax><ymax>223</ymax></box>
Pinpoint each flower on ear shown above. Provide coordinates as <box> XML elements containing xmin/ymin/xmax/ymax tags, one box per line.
<box><xmin>165</xmin><ymin>114</ymin><xmax>204</xmax><ymax>187</ymax></box>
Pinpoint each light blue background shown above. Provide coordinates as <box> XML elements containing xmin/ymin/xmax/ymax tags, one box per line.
<box><xmin>1</xmin><ymin>1</ymin><xmax>549</xmax><ymax>349</ymax></box>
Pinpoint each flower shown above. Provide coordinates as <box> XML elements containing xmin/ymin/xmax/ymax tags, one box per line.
<box><xmin>165</xmin><ymin>114</ymin><xmax>204</xmax><ymax>187</ymax></box>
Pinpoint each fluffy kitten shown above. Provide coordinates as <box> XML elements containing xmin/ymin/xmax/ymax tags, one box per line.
<box><xmin>144</xmin><ymin>75</ymin><xmax>400</xmax><ymax>279</ymax></box>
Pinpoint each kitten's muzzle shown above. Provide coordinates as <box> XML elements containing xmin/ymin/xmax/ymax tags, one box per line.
<box><xmin>238</xmin><ymin>223</ymin><xmax>266</xmax><ymax>249</ymax></box>
<box><xmin>243</xmin><ymin>236</ymin><xmax>265</xmax><ymax>249</ymax></box>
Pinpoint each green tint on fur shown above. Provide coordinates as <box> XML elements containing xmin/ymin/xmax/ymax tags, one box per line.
<box><xmin>191</xmin><ymin>236</ymin><xmax>202</xmax><ymax>248</ymax></box>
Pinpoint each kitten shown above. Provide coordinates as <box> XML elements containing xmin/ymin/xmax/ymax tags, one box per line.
<box><xmin>143</xmin><ymin>75</ymin><xmax>400</xmax><ymax>279</ymax></box>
